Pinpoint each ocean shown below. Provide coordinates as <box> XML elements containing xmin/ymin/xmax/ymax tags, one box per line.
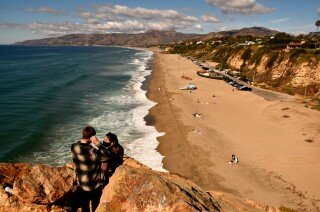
<box><xmin>0</xmin><ymin>45</ymin><xmax>165</xmax><ymax>171</ymax></box>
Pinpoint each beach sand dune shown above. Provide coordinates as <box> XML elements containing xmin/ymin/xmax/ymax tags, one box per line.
<box><xmin>147</xmin><ymin>51</ymin><xmax>320</xmax><ymax>211</ymax></box>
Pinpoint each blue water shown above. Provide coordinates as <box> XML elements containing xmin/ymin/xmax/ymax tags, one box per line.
<box><xmin>0</xmin><ymin>45</ymin><xmax>165</xmax><ymax>171</ymax></box>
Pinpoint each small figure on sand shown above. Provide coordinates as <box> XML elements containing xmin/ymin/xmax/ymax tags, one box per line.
<box><xmin>229</xmin><ymin>154</ymin><xmax>239</xmax><ymax>165</ymax></box>
<box><xmin>197</xmin><ymin>99</ymin><xmax>200</xmax><ymax>103</ymax></box>
<box><xmin>192</xmin><ymin>113</ymin><xmax>202</xmax><ymax>118</ymax></box>
<box><xmin>192</xmin><ymin>129</ymin><xmax>201</xmax><ymax>134</ymax></box>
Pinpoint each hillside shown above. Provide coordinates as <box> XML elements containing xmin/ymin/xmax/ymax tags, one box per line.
<box><xmin>218</xmin><ymin>26</ymin><xmax>279</xmax><ymax>37</ymax></box>
<box><xmin>14</xmin><ymin>30</ymin><xmax>195</xmax><ymax>47</ymax></box>
<box><xmin>14</xmin><ymin>27</ymin><xmax>280</xmax><ymax>47</ymax></box>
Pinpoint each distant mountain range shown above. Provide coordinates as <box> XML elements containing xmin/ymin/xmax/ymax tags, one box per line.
<box><xmin>14</xmin><ymin>27</ymin><xmax>280</xmax><ymax>46</ymax></box>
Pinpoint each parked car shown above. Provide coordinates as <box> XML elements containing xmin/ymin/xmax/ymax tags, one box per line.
<box><xmin>223</xmin><ymin>76</ymin><xmax>232</xmax><ymax>82</ymax></box>
<box><xmin>229</xmin><ymin>81</ymin><xmax>237</xmax><ymax>86</ymax></box>
<box><xmin>241</xmin><ymin>78</ymin><xmax>251</xmax><ymax>84</ymax></box>
<box><xmin>235</xmin><ymin>83</ymin><xmax>244</xmax><ymax>89</ymax></box>
<box><xmin>239</xmin><ymin>86</ymin><xmax>252</xmax><ymax>91</ymax></box>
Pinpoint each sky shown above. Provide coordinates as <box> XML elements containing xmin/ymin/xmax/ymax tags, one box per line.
<box><xmin>0</xmin><ymin>0</ymin><xmax>319</xmax><ymax>44</ymax></box>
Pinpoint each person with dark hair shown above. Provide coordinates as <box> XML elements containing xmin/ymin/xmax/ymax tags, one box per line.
<box><xmin>101</xmin><ymin>132</ymin><xmax>124</xmax><ymax>185</ymax></box>
<box><xmin>71</xmin><ymin>126</ymin><xmax>111</xmax><ymax>212</ymax></box>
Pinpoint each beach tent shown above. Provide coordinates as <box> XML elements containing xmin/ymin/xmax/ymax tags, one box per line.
<box><xmin>180</xmin><ymin>82</ymin><xmax>197</xmax><ymax>90</ymax></box>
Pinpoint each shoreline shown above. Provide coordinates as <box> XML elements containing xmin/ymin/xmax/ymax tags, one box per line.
<box><xmin>146</xmin><ymin>49</ymin><xmax>320</xmax><ymax>210</ymax></box>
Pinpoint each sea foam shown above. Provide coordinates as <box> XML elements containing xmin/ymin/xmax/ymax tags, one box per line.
<box><xmin>125</xmin><ymin>50</ymin><xmax>166</xmax><ymax>172</ymax></box>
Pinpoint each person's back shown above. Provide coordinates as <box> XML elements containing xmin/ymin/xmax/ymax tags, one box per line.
<box><xmin>71</xmin><ymin>126</ymin><xmax>110</xmax><ymax>212</ymax></box>
<box><xmin>109</xmin><ymin>143</ymin><xmax>124</xmax><ymax>175</ymax></box>
<box><xmin>71</xmin><ymin>141</ymin><xmax>104</xmax><ymax>190</ymax></box>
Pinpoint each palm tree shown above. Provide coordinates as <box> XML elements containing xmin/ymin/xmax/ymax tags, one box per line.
<box><xmin>316</xmin><ymin>20</ymin><xmax>320</xmax><ymax>32</ymax></box>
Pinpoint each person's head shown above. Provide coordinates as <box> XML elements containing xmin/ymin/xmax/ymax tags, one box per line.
<box><xmin>104</xmin><ymin>132</ymin><xmax>118</xmax><ymax>145</ymax></box>
<box><xmin>82</xmin><ymin>126</ymin><xmax>96</xmax><ymax>140</ymax></box>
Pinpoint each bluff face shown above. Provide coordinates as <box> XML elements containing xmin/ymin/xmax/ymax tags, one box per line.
<box><xmin>0</xmin><ymin>158</ymin><xmax>267</xmax><ymax>211</ymax></box>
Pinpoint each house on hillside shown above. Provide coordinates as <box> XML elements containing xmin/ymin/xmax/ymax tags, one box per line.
<box><xmin>239</xmin><ymin>41</ymin><xmax>255</xmax><ymax>46</ymax></box>
<box><xmin>211</xmin><ymin>40</ymin><xmax>222</xmax><ymax>45</ymax></box>
<box><xmin>287</xmin><ymin>41</ymin><xmax>305</xmax><ymax>49</ymax></box>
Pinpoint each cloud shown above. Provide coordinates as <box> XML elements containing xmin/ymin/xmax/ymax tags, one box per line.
<box><xmin>76</xmin><ymin>7</ymin><xmax>119</xmax><ymax>22</ymax></box>
<box><xmin>200</xmin><ymin>14</ymin><xmax>220</xmax><ymax>23</ymax></box>
<box><xmin>219</xmin><ymin>26</ymin><xmax>227</xmax><ymax>31</ymax></box>
<box><xmin>23</xmin><ymin>7</ymin><xmax>67</xmax><ymax>15</ymax></box>
<box><xmin>193</xmin><ymin>24</ymin><xmax>202</xmax><ymax>30</ymax></box>
<box><xmin>270</xmin><ymin>18</ymin><xmax>289</xmax><ymax>23</ymax></box>
<box><xmin>205</xmin><ymin>0</ymin><xmax>275</xmax><ymax>15</ymax></box>
<box><xmin>27</xmin><ymin>19</ymin><xmax>195</xmax><ymax>36</ymax></box>
<box><xmin>94</xmin><ymin>4</ymin><xmax>197</xmax><ymax>22</ymax></box>
<box><xmin>6</xmin><ymin>4</ymin><xmax>202</xmax><ymax>37</ymax></box>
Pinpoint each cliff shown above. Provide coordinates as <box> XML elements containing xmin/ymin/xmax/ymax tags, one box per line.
<box><xmin>228</xmin><ymin>48</ymin><xmax>320</xmax><ymax>94</ymax></box>
<box><xmin>168</xmin><ymin>44</ymin><xmax>320</xmax><ymax>100</ymax></box>
<box><xmin>0</xmin><ymin>158</ymin><xmax>270</xmax><ymax>211</ymax></box>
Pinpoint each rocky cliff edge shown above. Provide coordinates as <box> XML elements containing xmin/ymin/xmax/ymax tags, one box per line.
<box><xmin>0</xmin><ymin>158</ymin><xmax>270</xmax><ymax>211</ymax></box>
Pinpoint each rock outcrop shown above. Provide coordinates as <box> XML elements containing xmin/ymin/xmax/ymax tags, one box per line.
<box><xmin>0</xmin><ymin>163</ymin><xmax>76</xmax><ymax>211</ymax></box>
<box><xmin>97</xmin><ymin>157</ymin><xmax>220</xmax><ymax>212</ymax></box>
<box><xmin>0</xmin><ymin>159</ymin><xmax>269</xmax><ymax>211</ymax></box>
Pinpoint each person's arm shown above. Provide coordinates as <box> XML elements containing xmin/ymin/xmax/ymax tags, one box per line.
<box><xmin>90</xmin><ymin>136</ymin><xmax>111</xmax><ymax>162</ymax></box>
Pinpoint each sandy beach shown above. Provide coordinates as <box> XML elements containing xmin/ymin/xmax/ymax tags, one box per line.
<box><xmin>147</xmin><ymin>50</ymin><xmax>320</xmax><ymax>211</ymax></box>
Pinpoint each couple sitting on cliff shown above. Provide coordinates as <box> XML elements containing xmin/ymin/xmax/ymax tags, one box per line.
<box><xmin>71</xmin><ymin>126</ymin><xmax>124</xmax><ymax>212</ymax></box>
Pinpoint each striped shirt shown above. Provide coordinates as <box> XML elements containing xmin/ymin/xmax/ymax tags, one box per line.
<box><xmin>71</xmin><ymin>141</ymin><xmax>110</xmax><ymax>191</ymax></box>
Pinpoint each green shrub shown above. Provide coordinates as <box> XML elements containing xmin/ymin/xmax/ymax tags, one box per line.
<box><xmin>277</xmin><ymin>53</ymin><xmax>286</xmax><ymax>64</ymax></box>
<box><xmin>250</xmin><ymin>47</ymin><xmax>271</xmax><ymax>66</ymax></box>
<box><xmin>241</xmin><ymin>48</ymin><xmax>252</xmax><ymax>61</ymax></box>
<box><xmin>289</xmin><ymin>49</ymin><xmax>307</xmax><ymax>61</ymax></box>
<box><xmin>266</xmin><ymin>51</ymin><xmax>279</xmax><ymax>69</ymax></box>
<box><xmin>282</xmin><ymin>85</ymin><xmax>295</xmax><ymax>95</ymax></box>
<box><xmin>311</xmin><ymin>105</ymin><xmax>320</xmax><ymax>110</ymax></box>
<box><xmin>269</xmin><ymin>44</ymin><xmax>287</xmax><ymax>50</ymax></box>
<box><xmin>279</xmin><ymin>205</ymin><xmax>297</xmax><ymax>212</ymax></box>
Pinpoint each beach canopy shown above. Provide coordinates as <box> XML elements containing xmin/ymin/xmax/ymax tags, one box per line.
<box><xmin>180</xmin><ymin>82</ymin><xmax>197</xmax><ymax>90</ymax></box>
<box><xmin>200</xmin><ymin>70</ymin><xmax>207</xmax><ymax>73</ymax></box>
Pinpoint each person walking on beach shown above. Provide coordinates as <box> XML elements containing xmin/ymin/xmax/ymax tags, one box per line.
<box><xmin>71</xmin><ymin>126</ymin><xmax>111</xmax><ymax>212</ymax></box>
<box><xmin>101</xmin><ymin>132</ymin><xmax>124</xmax><ymax>185</ymax></box>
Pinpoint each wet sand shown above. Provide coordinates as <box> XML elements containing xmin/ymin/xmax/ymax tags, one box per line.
<box><xmin>147</xmin><ymin>50</ymin><xmax>320</xmax><ymax>211</ymax></box>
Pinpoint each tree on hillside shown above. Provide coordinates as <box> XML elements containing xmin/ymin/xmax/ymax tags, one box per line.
<box><xmin>316</xmin><ymin>20</ymin><xmax>320</xmax><ymax>32</ymax></box>
<box><xmin>269</xmin><ymin>32</ymin><xmax>296</xmax><ymax>45</ymax></box>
